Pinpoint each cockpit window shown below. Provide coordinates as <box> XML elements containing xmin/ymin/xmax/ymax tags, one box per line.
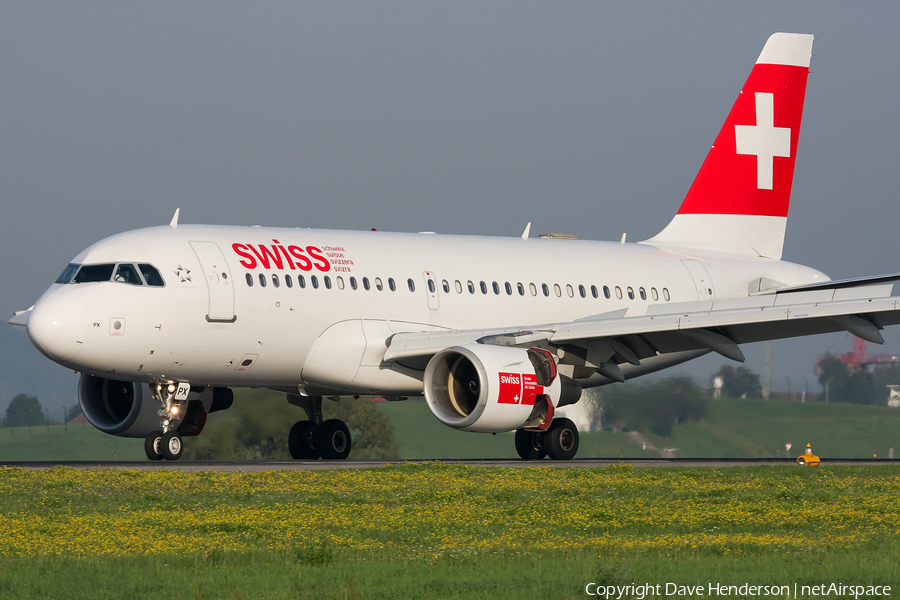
<box><xmin>114</xmin><ymin>264</ymin><xmax>142</xmax><ymax>285</ymax></box>
<box><xmin>138</xmin><ymin>264</ymin><xmax>165</xmax><ymax>287</ymax></box>
<box><xmin>73</xmin><ymin>264</ymin><xmax>115</xmax><ymax>283</ymax></box>
<box><xmin>55</xmin><ymin>264</ymin><xmax>80</xmax><ymax>284</ymax></box>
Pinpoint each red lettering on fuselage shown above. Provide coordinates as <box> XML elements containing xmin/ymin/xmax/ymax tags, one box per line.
<box><xmin>231</xmin><ymin>242</ymin><xmax>334</xmax><ymax>273</ymax></box>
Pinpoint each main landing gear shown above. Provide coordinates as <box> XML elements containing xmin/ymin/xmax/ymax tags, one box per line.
<box><xmin>144</xmin><ymin>381</ymin><xmax>189</xmax><ymax>461</ymax></box>
<box><xmin>514</xmin><ymin>417</ymin><xmax>579</xmax><ymax>461</ymax></box>
<box><xmin>287</xmin><ymin>395</ymin><xmax>352</xmax><ymax>460</ymax></box>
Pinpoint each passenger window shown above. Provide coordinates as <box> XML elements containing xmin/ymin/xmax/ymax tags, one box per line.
<box><xmin>591</xmin><ymin>285</ymin><xmax>598</xmax><ymax>299</ymax></box>
<box><xmin>285</xmin><ymin>275</ymin><xmax>293</xmax><ymax>288</ymax></box>
<box><xmin>554</xmin><ymin>284</ymin><xmax>562</xmax><ymax>297</ymax></box>
<box><xmin>272</xmin><ymin>274</ymin><xmax>280</xmax><ymax>288</ymax></box>
<box><xmin>639</xmin><ymin>287</ymin><xmax>647</xmax><ymax>300</ymax></box>
<box><xmin>388</xmin><ymin>278</ymin><xmax>396</xmax><ymax>291</ymax></box>
<box><xmin>663</xmin><ymin>288</ymin><xmax>670</xmax><ymax>301</ymax></box>
<box><xmin>517</xmin><ymin>283</ymin><xmax>525</xmax><ymax>296</ymax></box>
<box><xmin>350</xmin><ymin>277</ymin><xmax>358</xmax><ymax>290</ymax></box>
<box><xmin>324</xmin><ymin>276</ymin><xmax>332</xmax><ymax>289</ymax></box>
<box><xmin>455</xmin><ymin>280</ymin><xmax>463</xmax><ymax>294</ymax></box>
<box><xmin>492</xmin><ymin>282</ymin><xmax>500</xmax><ymax>295</ymax></box>
<box><xmin>375</xmin><ymin>277</ymin><xmax>383</xmax><ymax>291</ymax></box>
<box><xmin>55</xmin><ymin>263</ymin><xmax>80</xmax><ymax>284</ymax></box>
<box><xmin>73</xmin><ymin>264</ymin><xmax>115</xmax><ymax>283</ymax></box>
<box><xmin>298</xmin><ymin>275</ymin><xmax>306</xmax><ymax>288</ymax></box>
<box><xmin>311</xmin><ymin>276</ymin><xmax>319</xmax><ymax>289</ymax></box>
<box><xmin>651</xmin><ymin>287</ymin><xmax>659</xmax><ymax>301</ymax></box>
<box><xmin>530</xmin><ymin>283</ymin><xmax>537</xmax><ymax>296</ymax></box>
<box><xmin>337</xmin><ymin>276</ymin><xmax>345</xmax><ymax>290</ymax></box>
<box><xmin>114</xmin><ymin>264</ymin><xmax>142</xmax><ymax>285</ymax></box>
<box><xmin>138</xmin><ymin>264</ymin><xmax>165</xmax><ymax>287</ymax></box>
<box><xmin>480</xmin><ymin>281</ymin><xmax>487</xmax><ymax>294</ymax></box>
<box><xmin>566</xmin><ymin>284</ymin><xmax>574</xmax><ymax>298</ymax></box>
<box><xmin>245</xmin><ymin>273</ymin><xmax>253</xmax><ymax>287</ymax></box>
<box><xmin>442</xmin><ymin>280</ymin><xmax>449</xmax><ymax>293</ymax></box>
<box><xmin>615</xmin><ymin>286</ymin><xmax>622</xmax><ymax>299</ymax></box>
<box><xmin>363</xmin><ymin>277</ymin><xmax>371</xmax><ymax>291</ymax></box>
<box><xmin>408</xmin><ymin>278</ymin><xmax>416</xmax><ymax>292</ymax></box>
<box><xmin>578</xmin><ymin>285</ymin><xmax>586</xmax><ymax>298</ymax></box>
<box><xmin>428</xmin><ymin>280</ymin><xmax>436</xmax><ymax>293</ymax></box>
<box><xmin>627</xmin><ymin>286</ymin><xmax>634</xmax><ymax>300</ymax></box>
<box><xmin>258</xmin><ymin>273</ymin><xmax>267</xmax><ymax>288</ymax></box>
<box><xmin>467</xmin><ymin>281</ymin><xmax>475</xmax><ymax>294</ymax></box>
<box><xmin>542</xmin><ymin>283</ymin><xmax>549</xmax><ymax>297</ymax></box>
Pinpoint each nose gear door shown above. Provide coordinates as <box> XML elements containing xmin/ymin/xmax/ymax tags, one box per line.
<box><xmin>190</xmin><ymin>241</ymin><xmax>236</xmax><ymax>322</ymax></box>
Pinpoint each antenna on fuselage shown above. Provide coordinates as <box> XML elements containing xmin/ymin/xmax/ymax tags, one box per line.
<box><xmin>521</xmin><ymin>222</ymin><xmax>531</xmax><ymax>240</ymax></box>
<box><xmin>170</xmin><ymin>208</ymin><xmax>180</xmax><ymax>229</ymax></box>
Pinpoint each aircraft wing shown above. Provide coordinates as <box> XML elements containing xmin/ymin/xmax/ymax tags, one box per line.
<box><xmin>384</xmin><ymin>279</ymin><xmax>900</xmax><ymax>368</ymax></box>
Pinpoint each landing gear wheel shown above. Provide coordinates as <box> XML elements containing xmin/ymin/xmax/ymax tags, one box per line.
<box><xmin>315</xmin><ymin>419</ymin><xmax>352</xmax><ymax>460</ymax></box>
<box><xmin>288</xmin><ymin>421</ymin><xmax>320</xmax><ymax>460</ymax></box>
<box><xmin>161</xmin><ymin>431</ymin><xmax>183</xmax><ymax>461</ymax></box>
<box><xmin>514</xmin><ymin>429</ymin><xmax>547</xmax><ymax>460</ymax></box>
<box><xmin>544</xmin><ymin>418</ymin><xmax>579</xmax><ymax>461</ymax></box>
<box><xmin>144</xmin><ymin>431</ymin><xmax>164</xmax><ymax>461</ymax></box>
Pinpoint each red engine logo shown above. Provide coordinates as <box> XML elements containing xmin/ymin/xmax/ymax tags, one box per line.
<box><xmin>498</xmin><ymin>372</ymin><xmax>538</xmax><ymax>405</ymax></box>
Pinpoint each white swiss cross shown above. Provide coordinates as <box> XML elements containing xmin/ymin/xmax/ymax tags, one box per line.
<box><xmin>734</xmin><ymin>92</ymin><xmax>791</xmax><ymax>190</ymax></box>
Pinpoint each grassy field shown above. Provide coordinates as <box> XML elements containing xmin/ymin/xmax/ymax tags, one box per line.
<box><xmin>0</xmin><ymin>464</ymin><xmax>897</xmax><ymax>598</ymax></box>
<box><xmin>639</xmin><ymin>398</ymin><xmax>900</xmax><ymax>459</ymax></box>
<box><xmin>1</xmin><ymin>396</ymin><xmax>898</xmax><ymax>462</ymax></box>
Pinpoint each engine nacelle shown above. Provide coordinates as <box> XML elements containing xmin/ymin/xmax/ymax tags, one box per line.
<box><xmin>424</xmin><ymin>344</ymin><xmax>581</xmax><ymax>433</ymax></box>
<box><xmin>78</xmin><ymin>374</ymin><xmax>233</xmax><ymax>438</ymax></box>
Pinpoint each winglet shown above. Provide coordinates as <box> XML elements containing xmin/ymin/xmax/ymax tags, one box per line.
<box><xmin>170</xmin><ymin>208</ymin><xmax>180</xmax><ymax>229</ymax></box>
<box><xmin>521</xmin><ymin>222</ymin><xmax>531</xmax><ymax>240</ymax></box>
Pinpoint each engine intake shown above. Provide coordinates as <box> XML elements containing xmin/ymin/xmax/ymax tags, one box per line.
<box><xmin>78</xmin><ymin>374</ymin><xmax>233</xmax><ymax>438</ymax></box>
<box><xmin>424</xmin><ymin>344</ymin><xmax>581</xmax><ymax>433</ymax></box>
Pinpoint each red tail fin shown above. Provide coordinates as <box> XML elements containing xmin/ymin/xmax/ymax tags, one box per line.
<box><xmin>645</xmin><ymin>33</ymin><xmax>813</xmax><ymax>259</ymax></box>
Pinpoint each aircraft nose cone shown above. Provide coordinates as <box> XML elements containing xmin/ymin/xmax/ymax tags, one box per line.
<box><xmin>27</xmin><ymin>293</ymin><xmax>88</xmax><ymax>362</ymax></box>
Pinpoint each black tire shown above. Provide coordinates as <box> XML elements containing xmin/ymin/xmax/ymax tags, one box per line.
<box><xmin>144</xmin><ymin>431</ymin><xmax>164</xmax><ymax>461</ymax></box>
<box><xmin>514</xmin><ymin>428</ymin><xmax>546</xmax><ymax>460</ymax></box>
<box><xmin>315</xmin><ymin>419</ymin><xmax>352</xmax><ymax>460</ymax></box>
<box><xmin>161</xmin><ymin>431</ymin><xmax>183</xmax><ymax>461</ymax></box>
<box><xmin>545</xmin><ymin>418</ymin><xmax>579</xmax><ymax>460</ymax></box>
<box><xmin>288</xmin><ymin>421</ymin><xmax>320</xmax><ymax>460</ymax></box>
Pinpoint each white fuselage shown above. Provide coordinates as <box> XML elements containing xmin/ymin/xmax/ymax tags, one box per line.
<box><xmin>25</xmin><ymin>224</ymin><xmax>828</xmax><ymax>394</ymax></box>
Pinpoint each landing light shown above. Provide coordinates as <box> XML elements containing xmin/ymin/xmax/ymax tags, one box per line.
<box><xmin>167</xmin><ymin>384</ymin><xmax>176</xmax><ymax>394</ymax></box>
<box><xmin>171</xmin><ymin>405</ymin><xmax>179</xmax><ymax>415</ymax></box>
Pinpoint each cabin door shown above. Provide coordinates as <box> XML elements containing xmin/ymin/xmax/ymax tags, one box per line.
<box><xmin>681</xmin><ymin>259</ymin><xmax>715</xmax><ymax>302</ymax></box>
<box><xmin>190</xmin><ymin>241</ymin><xmax>236</xmax><ymax>322</ymax></box>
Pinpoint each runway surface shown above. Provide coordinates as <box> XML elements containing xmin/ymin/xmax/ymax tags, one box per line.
<box><xmin>2</xmin><ymin>458</ymin><xmax>898</xmax><ymax>471</ymax></box>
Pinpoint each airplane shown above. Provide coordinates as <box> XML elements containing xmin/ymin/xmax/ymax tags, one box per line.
<box><xmin>9</xmin><ymin>33</ymin><xmax>900</xmax><ymax>462</ymax></box>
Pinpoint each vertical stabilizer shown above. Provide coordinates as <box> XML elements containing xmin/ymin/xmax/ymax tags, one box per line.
<box><xmin>643</xmin><ymin>33</ymin><xmax>813</xmax><ymax>259</ymax></box>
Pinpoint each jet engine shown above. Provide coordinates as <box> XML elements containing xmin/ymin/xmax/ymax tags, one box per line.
<box><xmin>423</xmin><ymin>344</ymin><xmax>581</xmax><ymax>433</ymax></box>
<box><xmin>77</xmin><ymin>374</ymin><xmax>232</xmax><ymax>438</ymax></box>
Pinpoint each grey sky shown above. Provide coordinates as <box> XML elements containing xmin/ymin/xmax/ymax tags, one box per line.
<box><xmin>3</xmin><ymin>3</ymin><xmax>900</xmax><ymax>412</ymax></box>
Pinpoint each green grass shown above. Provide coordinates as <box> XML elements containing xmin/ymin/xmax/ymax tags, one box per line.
<box><xmin>2</xmin><ymin>397</ymin><xmax>899</xmax><ymax>462</ymax></box>
<box><xmin>0</xmin><ymin>424</ymin><xmax>144</xmax><ymax>461</ymax></box>
<box><xmin>642</xmin><ymin>398</ymin><xmax>900</xmax><ymax>459</ymax></box>
<box><xmin>0</xmin><ymin>465</ymin><xmax>897</xmax><ymax>598</ymax></box>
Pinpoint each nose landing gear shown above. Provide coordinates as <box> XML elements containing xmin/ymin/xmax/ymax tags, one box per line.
<box><xmin>144</xmin><ymin>381</ymin><xmax>188</xmax><ymax>461</ymax></box>
<box><xmin>287</xmin><ymin>395</ymin><xmax>352</xmax><ymax>460</ymax></box>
